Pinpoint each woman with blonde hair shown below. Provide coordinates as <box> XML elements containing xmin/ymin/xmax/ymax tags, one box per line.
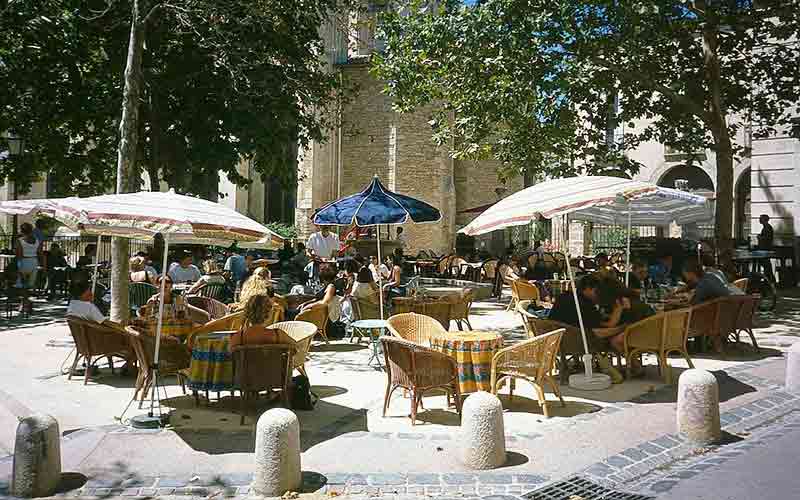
<box><xmin>230</xmin><ymin>293</ymin><xmax>278</xmax><ymax>347</ymax></box>
<box><xmin>186</xmin><ymin>258</ymin><xmax>227</xmax><ymax>295</ymax></box>
<box><xmin>129</xmin><ymin>256</ymin><xmax>157</xmax><ymax>284</ymax></box>
<box><xmin>237</xmin><ymin>266</ymin><xmax>273</xmax><ymax>304</ymax></box>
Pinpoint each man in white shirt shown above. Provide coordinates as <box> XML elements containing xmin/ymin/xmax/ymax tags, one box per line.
<box><xmin>395</xmin><ymin>227</ymin><xmax>406</xmax><ymax>247</ymax></box>
<box><xmin>66</xmin><ymin>281</ymin><xmax>107</xmax><ymax>323</ymax></box>
<box><xmin>168</xmin><ymin>252</ymin><xmax>202</xmax><ymax>283</ymax></box>
<box><xmin>306</xmin><ymin>225</ymin><xmax>340</xmax><ymax>260</ymax></box>
<box><xmin>368</xmin><ymin>255</ymin><xmax>390</xmax><ymax>283</ymax></box>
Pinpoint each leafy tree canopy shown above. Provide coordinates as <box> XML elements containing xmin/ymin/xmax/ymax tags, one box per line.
<box><xmin>0</xmin><ymin>0</ymin><xmax>349</xmax><ymax>197</ymax></box>
<box><xmin>373</xmin><ymin>0</ymin><xmax>800</xmax><ymax>238</ymax></box>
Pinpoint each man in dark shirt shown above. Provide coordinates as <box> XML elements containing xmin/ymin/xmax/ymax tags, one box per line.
<box><xmin>682</xmin><ymin>257</ymin><xmax>737</xmax><ymax>306</ymax></box>
<box><xmin>757</xmin><ymin>214</ymin><xmax>774</xmax><ymax>250</ymax></box>
<box><xmin>549</xmin><ymin>274</ymin><xmax>627</xmax><ymax>331</ymax></box>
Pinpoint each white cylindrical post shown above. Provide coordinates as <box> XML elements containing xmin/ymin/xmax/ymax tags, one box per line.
<box><xmin>677</xmin><ymin>369</ymin><xmax>721</xmax><ymax>445</ymax></box>
<box><xmin>253</xmin><ymin>409</ymin><xmax>301</xmax><ymax>496</ymax></box>
<box><xmin>12</xmin><ymin>414</ymin><xmax>62</xmax><ymax>498</ymax></box>
<box><xmin>625</xmin><ymin>207</ymin><xmax>632</xmax><ymax>287</ymax></box>
<box><xmin>460</xmin><ymin>392</ymin><xmax>506</xmax><ymax>469</ymax></box>
<box><xmin>785</xmin><ymin>342</ymin><xmax>800</xmax><ymax>394</ymax></box>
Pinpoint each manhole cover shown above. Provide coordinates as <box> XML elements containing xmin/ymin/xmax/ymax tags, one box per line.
<box><xmin>524</xmin><ymin>476</ymin><xmax>653</xmax><ymax>500</ymax></box>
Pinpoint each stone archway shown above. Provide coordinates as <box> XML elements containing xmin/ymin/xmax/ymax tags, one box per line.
<box><xmin>656</xmin><ymin>164</ymin><xmax>715</xmax><ymax>193</ymax></box>
<box><xmin>735</xmin><ymin>168</ymin><xmax>751</xmax><ymax>242</ymax></box>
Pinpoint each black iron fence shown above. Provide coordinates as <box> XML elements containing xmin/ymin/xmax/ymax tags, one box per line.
<box><xmin>0</xmin><ymin>236</ymin><xmax>150</xmax><ymax>272</ymax></box>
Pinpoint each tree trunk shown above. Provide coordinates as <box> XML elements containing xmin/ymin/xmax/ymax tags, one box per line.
<box><xmin>703</xmin><ymin>18</ymin><xmax>734</xmax><ymax>250</ymax></box>
<box><xmin>110</xmin><ymin>0</ymin><xmax>148</xmax><ymax>323</ymax></box>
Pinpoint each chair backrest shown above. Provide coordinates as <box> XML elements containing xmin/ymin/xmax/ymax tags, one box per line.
<box><xmin>515</xmin><ymin>300</ymin><xmax>537</xmax><ymax>338</ymax></box>
<box><xmin>450</xmin><ymin>257</ymin><xmax>467</xmax><ymax>277</ymax></box>
<box><xmin>129</xmin><ymin>282</ymin><xmax>158</xmax><ymax>309</ymax></box>
<box><xmin>381</xmin><ymin>335</ymin><xmax>457</xmax><ymax>389</ymax></box>
<box><xmin>482</xmin><ymin>259</ymin><xmax>499</xmax><ymax>280</ymax></box>
<box><xmin>688</xmin><ymin>298</ymin><xmax>721</xmax><ymax>338</ymax></box>
<box><xmin>492</xmin><ymin>328</ymin><xmax>564</xmax><ymax>380</ymax></box>
<box><xmin>232</xmin><ymin>344</ymin><xmax>293</xmax><ymax>393</ymax></box>
<box><xmin>350</xmin><ymin>296</ymin><xmax>381</xmax><ymax>321</ymax></box>
<box><xmin>734</xmin><ymin>294</ymin><xmax>759</xmax><ymax>331</ymax></box>
<box><xmin>186</xmin><ymin>295</ymin><xmax>230</xmax><ymax>320</ymax></box>
<box><xmin>511</xmin><ymin>279</ymin><xmax>540</xmax><ymax>303</ymax></box>
<box><xmin>296</xmin><ymin>304</ymin><xmax>328</xmax><ymax>337</ymax></box>
<box><xmin>717</xmin><ymin>295</ymin><xmax>743</xmax><ymax>339</ymax></box>
<box><xmin>732</xmin><ymin>278</ymin><xmax>749</xmax><ymax>292</ymax></box>
<box><xmin>622</xmin><ymin>314</ymin><xmax>666</xmax><ymax>350</ymax></box>
<box><xmin>386</xmin><ymin>312</ymin><xmax>448</xmax><ymax>345</ymax></box>
<box><xmin>197</xmin><ymin>283</ymin><xmax>226</xmax><ymax>300</ymax></box>
<box><xmin>449</xmin><ymin>288</ymin><xmax>474</xmax><ymax>320</ymax></box>
<box><xmin>437</xmin><ymin>255</ymin><xmax>453</xmax><ymax>276</ymax></box>
<box><xmin>662</xmin><ymin>308</ymin><xmax>692</xmax><ymax>350</ymax></box>
<box><xmin>66</xmin><ymin>316</ymin><xmax>129</xmax><ymax>357</ymax></box>
<box><xmin>188</xmin><ymin>311</ymin><xmax>245</xmax><ymax>344</ymax></box>
<box><xmin>269</xmin><ymin>320</ymin><xmax>317</xmax><ymax>370</ymax></box>
<box><xmin>529</xmin><ymin>317</ymin><xmax>580</xmax><ymax>339</ymax></box>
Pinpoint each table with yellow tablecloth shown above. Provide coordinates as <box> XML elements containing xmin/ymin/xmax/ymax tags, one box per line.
<box><xmin>431</xmin><ymin>331</ymin><xmax>504</xmax><ymax>394</ymax></box>
<box><xmin>187</xmin><ymin>333</ymin><xmax>234</xmax><ymax>392</ymax></box>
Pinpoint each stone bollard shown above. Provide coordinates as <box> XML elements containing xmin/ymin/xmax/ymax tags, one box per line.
<box><xmin>460</xmin><ymin>391</ymin><xmax>506</xmax><ymax>469</ymax></box>
<box><xmin>785</xmin><ymin>343</ymin><xmax>800</xmax><ymax>394</ymax></box>
<box><xmin>676</xmin><ymin>369</ymin><xmax>721</xmax><ymax>446</ymax></box>
<box><xmin>12</xmin><ymin>414</ymin><xmax>62</xmax><ymax>498</ymax></box>
<box><xmin>253</xmin><ymin>408</ymin><xmax>301</xmax><ymax>496</ymax></box>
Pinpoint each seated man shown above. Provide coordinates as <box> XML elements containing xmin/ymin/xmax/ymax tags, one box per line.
<box><xmin>549</xmin><ymin>274</ymin><xmax>629</xmax><ymax>332</ymax></box>
<box><xmin>683</xmin><ymin>256</ymin><xmax>741</xmax><ymax>305</ymax></box>
<box><xmin>168</xmin><ymin>251</ymin><xmax>202</xmax><ymax>283</ymax></box>
<box><xmin>66</xmin><ymin>281</ymin><xmax>107</xmax><ymax>323</ymax></box>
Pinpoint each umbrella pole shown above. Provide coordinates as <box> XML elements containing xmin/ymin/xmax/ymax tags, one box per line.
<box><xmin>91</xmin><ymin>234</ymin><xmax>101</xmax><ymax>298</ymax></box>
<box><xmin>149</xmin><ymin>234</ymin><xmax>170</xmax><ymax>420</ymax></box>
<box><xmin>377</xmin><ymin>228</ymin><xmax>384</xmax><ymax>320</ymax></box>
<box><xmin>565</xmin><ymin>256</ymin><xmax>591</xmax><ymax>376</ymax></box>
<box><xmin>625</xmin><ymin>207</ymin><xmax>632</xmax><ymax>287</ymax></box>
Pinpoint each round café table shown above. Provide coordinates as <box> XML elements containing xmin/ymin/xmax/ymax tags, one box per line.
<box><xmin>187</xmin><ymin>331</ymin><xmax>236</xmax><ymax>395</ymax></box>
<box><xmin>351</xmin><ymin>319</ymin><xmax>389</xmax><ymax>369</ymax></box>
<box><xmin>431</xmin><ymin>331</ymin><xmax>504</xmax><ymax>394</ymax></box>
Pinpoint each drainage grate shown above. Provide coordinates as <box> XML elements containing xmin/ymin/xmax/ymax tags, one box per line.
<box><xmin>523</xmin><ymin>476</ymin><xmax>653</xmax><ymax>500</ymax></box>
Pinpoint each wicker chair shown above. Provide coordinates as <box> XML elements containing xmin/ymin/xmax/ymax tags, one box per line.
<box><xmin>232</xmin><ymin>344</ymin><xmax>294</xmax><ymax>419</ymax></box>
<box><xmin>527</xmin><ymin>317</ymin><xmax>612</xmax><ymax>383</ymax></box>
<box><xmin>124</xmin><ymin>325</ymin><xmax>190</xmax><ymax>407</ymax></box>
<box><xmin>129</xmin><ymin>282</ymin><xmax>158</xmax><ymax>316</ymax></box>
<box><xmin>481</xmin><ymin>259</ymin><xmax>499</xmax><ymax>283</ymax></box>
<box><xmin>348</xmin><ymin>296</ymin><xmax>382</xmax><ymax>343</ymax></box>
<box><xmin>622</xmin><ymin>308</ymin><xmax>693</xmax><ymax>383</ymax></box>
<box><xmin>436</xmin><ymin>255</ymin><xmax>454</xmax><ymax>278</ymax></box>
<box><xmin>187</xmin><ymin>311</ymin><xmax>245</xmax><ymax>346</ymax></box>
<box><xmin>448</xmin><ymin>288</ymin><xmax>474</xmax><ymax>331</ymax></box>
<box><xmin>186</xmin><ymin>295</ymin><xmax>230</xmax><ymax>321</ymax></box>
<box><xmin>717</xmin><ymin>296</ymin><xmax>743</xmax><ymax>351</ymax></box>
<box><xmin>516</xmin><ymin>300</ymin><xmax>539</xmax><ymax>338</ymax></box>
<box><xmin>381</xmin><ymin>336</ymin><xmax>462</xmax><ymax>425</ymax></box>
<box><xmin>490</xmin><ymin>329</ymin><xmax>565</xmax><ymax>417</ymax></box>
<box><xmin>687</xmin><ymin>297</ymin><xmax>721</xmax><ymax>352</ymax></box>
<box><xmin>732</xmin><ymin>278</ymin><xmax>749</xmax><ymax>292</ymax></box>
<box><xmin>732</xmin><ymin>294</ymin><xmax>760</xmax><ymax>351</ymax></box>
<box><xmin>197</xmin><ymin>283</ymin><xmax>227</xmax><ymax>301</ymax></box>
<box><xmin>296</xmin><ymin>304</ymin><xmax>329</xmax><ymax>344</ymax></box>
<box><xmin>507</xmin><ymin>279</ymin><xmax>540</xmax><ymax>311</ymax></box>
<box><xmin>269</xmin><ymin>320</ymin><xmax>317</xmax><ymax>376</ymax></box>
<box><xmin>386</xmin><ymin>312</ymin><xmax>448</xmax><ymax>346</ymax></box>
<box><xmin>66</xmin><ymin>317</ymin><xmax>135</xmax><ymax>385</ymax></box>
<box><xmin>450</xmin><ymin>257</ymin><xmax>468</xmax><ymax>279</ymax></box>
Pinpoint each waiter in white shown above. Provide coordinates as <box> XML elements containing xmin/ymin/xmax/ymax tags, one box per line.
<box><xmin>306</xmin><ymin>225</ymin><xmax>340</xmax><ymax>280</ymax></box>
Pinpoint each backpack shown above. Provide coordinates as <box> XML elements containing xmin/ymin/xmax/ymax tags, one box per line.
<box><xmin>290</xmin><ymin>374</ymin><xmax>318</xmax><ymax>411</ymax></box>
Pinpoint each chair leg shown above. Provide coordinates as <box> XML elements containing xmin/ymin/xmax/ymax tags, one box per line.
<box><xmin>536</xmin><ymin>385</ymin><xmax>549</xmax><ymax>418</ymax></box>
<box><xmin>410</xmin><ymin>389</ymin><xmax>418</xmax><ymax>425</ymax></box>
<box><xmin>383</xmin><ymin>383</ymin><xmax>393</xmax><ymax>417</ymax></box>
<box><xmin>84</xmin><ymin>356</ymin><xmax>93</xmax><ymax>385</ymax></box>
<box><xmin>509</xmin><ymin>377</ymin><xmax>516</xmax><ymax>406</ymax></box>
<box><xmin>746</xmin><ymin>328</ymin><xmax>760</xmax><ymax>352</ymax></box>
<box><xmin>548</xmin><ymin>376</ymin><xmax>566</xmax><ymax>407</ymax></box>
<box><xmin>660</xmin><ymin>353</ymin><xmax>672</xmax><ymax>384</ymax></box>
<box><xmin>680</xmin><ymin>349</ymin><xmax>695</xmax><ymax>369</ymax></box>
<box><xmin>68</xmin><ymin>352</ymin><xmax>81</xmax><ymax>380</ymax></box>
<box><xmin>107</xmin><ymin>356</ymin><xmax>115</xmax><ymax>375</ymax></box>
<box><xmin>465</xmin><ymin>318</ymin><xmax>472</xmax><ymax>330</ymax></box>
<box><xmin>559</xmin><ymin>353</ymin><xmax>569</xmax><ymax>384</ymax></box>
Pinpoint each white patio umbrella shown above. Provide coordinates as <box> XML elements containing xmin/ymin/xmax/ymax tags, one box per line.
<box><xmin>1</xmin><ymin>190</ymin><xmax>282</xmax><ymax>422</ymax></box>
<box><xmin>459</xmin><ymin>176</ymin><xmax>710</xmax><ymax>390</ymax></box>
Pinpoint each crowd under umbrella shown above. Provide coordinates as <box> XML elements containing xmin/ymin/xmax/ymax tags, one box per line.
<box><xmin>0</xmin><ymin>189</ymin><xmax>282</xmax><ymax>425</ymax></box>
<box><xmin>459</xmin><ymin>175</ymin><xmax>711</xmax><ymax>391</ymax></box>
<box><xmin>312</xmin><ymin>175</ymin><xmax>442</xmax><ymax>319</ymax></box>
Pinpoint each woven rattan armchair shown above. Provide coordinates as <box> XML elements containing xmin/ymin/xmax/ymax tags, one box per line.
<box><xmin>436</xmin><ymin>255</ymin><xmax>454</xmax><ymax>277</ymax></box>
<box><xmin>507</xmin><ymin>279</ymin><xmax>539</xmax><ymax>311</ymax></box>
<box><xmin>481</xmin><ymin>259</ymin><xmax>499</xmax><ymax>283</ymax></box>
<box><xmin>129</xmin><ymin>282</ymin><xmax>158</xmax><ymax>316</ymax></box>
<box><xmin>516</xmin><ymin>300</ymin><xmax>539</xmax><ymax>338</ymax></box>
<box><xmin>687</xmin><ymin>298</ymin><xmax>721</xmax><ymax>352</ymax></box>
<box><xmin>490</xmin><ymin>329</ymin><xmax>565</xmax><ymax>417</ymax></box>
<box><xmin>450</xmin><ymin>257</ymin><xmax>468</xmax><ymax>279</ymax></box>
<box><xmin>448</xmin><ymin>288</ymin><xmax>474</xmax><ymax>331</ymax></box>
<box><xmin>197</xmin><ymin>283</ymin><xmax>226</xmax><ymax>301</ymax></box>
<box><xmin>66</xmin><ymin>317</ymin><xmax>135</xmax><ymax>385</ymax></box>
<box><xmin>622</xmin><ymin>308</ymin><xmax>693</xmax><ymax>383</ymax></box>
<box><xmin>381</xmin><ymin>336</ymin><xmax>462</xmax><ymax>425</ymax></box>
<box><xmin>233</xmin><ymin>344</ymin><xmax>294</xmax><ymax>421</ymax></box>
<box><xmin>186</xmin><ymin>295</ymin><xmax>230</xmax><ymax>321</ymax></box>
<box><xmin>732</xmin><ymin>278</ymin><xmax>749</xmax><ymax>292</ymax></box>
<box><xmin>297</xmin><ymin>303</ymin><xmax>329</xmax><ymax>344</ymax></box>
<box><xmin>732</xmin><ymin>294</ymin><xmax>760</xmax><ymax>351</ymax></box>
<box><xmin>187</xmin><ymin>311</ymin><xmax>245</xmax><ymax>347</ymax></box>
<box><xmin>269</xmin><ymin>320</ymin><xmax>317</xmax><ymax>377</ymax></box>
<box><xmin>386</xmin><ymin>312</ymin><xmax>448</xmax><ymax>346</ymax></box>
<box><xmin>124</xmin><ymin>325</ymin><xmax>190</xmax><ymax>407</ymax></box>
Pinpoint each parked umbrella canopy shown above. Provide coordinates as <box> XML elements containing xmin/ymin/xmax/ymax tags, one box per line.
<box><xmin>312</xmin><ymin>176</ymin><xmax>442</xmax><ymax>319</ymax></box>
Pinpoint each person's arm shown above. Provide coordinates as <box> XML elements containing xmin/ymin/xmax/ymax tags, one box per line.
<box><xmin>599</xmin><ymin>299</ymin><xmax>628</xmax><ymax>328</ymax></box>
<box><xmin>15</xmin><ymin>239</ymin><xmax>22</xmax><ymax>259</ymax></box>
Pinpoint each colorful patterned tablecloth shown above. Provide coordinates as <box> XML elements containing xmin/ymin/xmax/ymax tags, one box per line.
<box><xmin>187</xmin><ymin>334</ymin><xmax>233</xmax><ymax>392</ymax></box>
<box><xmin>432</xmin><ymin>331</ymin><xmax>504</xmax><ymax>394</ymax></box>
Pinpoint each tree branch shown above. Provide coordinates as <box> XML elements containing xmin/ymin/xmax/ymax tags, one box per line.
<box><xmin>142</xmin><ymin>2</ymin><xmax>162</xmax><ymax>27</ymax></box>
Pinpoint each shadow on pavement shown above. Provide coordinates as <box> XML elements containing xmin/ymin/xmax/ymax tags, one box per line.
<box><xmin>631</xmin><ymin>370</ymin><xmax>755</xmax><ymax>404</ymax></box>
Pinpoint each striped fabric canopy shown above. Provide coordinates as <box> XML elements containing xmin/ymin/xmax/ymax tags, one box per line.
<box><xmin>0</xmin><ymin>190</ymin><xmax>282</xmax><ymax>246</ymax></box>
<box><xmin>459</xmin><ymin>176</ymin><xmax>711</xmax><ymax>236</ymax></box>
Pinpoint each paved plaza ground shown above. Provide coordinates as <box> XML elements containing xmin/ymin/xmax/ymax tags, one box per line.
<box><xmin>1</xmin><ymin>290</ymin><xmax>800</xmax><ymax>499</ymax></box>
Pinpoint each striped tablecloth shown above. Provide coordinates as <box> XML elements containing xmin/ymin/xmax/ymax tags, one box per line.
<box><xmin>432</xmin><ymin>332</ymin><xmax>504</xmax><ymax>394</ymax></box>
<box><xmin>187</xmin><ymin>334</ymin><xmax>233</xmax><ymax>392</ymax></box>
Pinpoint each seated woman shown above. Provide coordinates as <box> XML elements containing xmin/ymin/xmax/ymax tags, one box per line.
<box><xmin>186</xmin><ymin>259</ymin><xmax>227</xmax><ymax>295</ymax></box>
<box><xmin>138</xmin><ymin>276</ymin><xmax>206</xmax><ymax>337</ymax></box>
<box><xmin>237</xmin><ymin>267</ymin><xmax>274</xmax><ymax>307</ymax></box>
<box><xmin>351</xmin><ymin>267</ymin><xmax>381</xmax><ymax>304</ymax></box>
<box><xmin>129</xmin><ymin>256</ymin><xmax>157</xmax><ymax>285</ymax></box>
<box><xmin>230</xmin><ymin>294</ymin><xmax>279</xmax><ymax>347</ymax></box>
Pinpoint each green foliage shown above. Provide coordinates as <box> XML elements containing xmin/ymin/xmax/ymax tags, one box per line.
<box><xmin>0</xmin><ymin>0</ymin><xmax>351</xmax><ymax>196</ymax></box>
<box><xmin>373</xmin><ymin>0</ymin><xmax>800</xmax><ymax>227</ymax></box>
<box><xmin>265</xmin><ymin>222</ymin><xmax>297</xmax><ymax>240</ymax></box>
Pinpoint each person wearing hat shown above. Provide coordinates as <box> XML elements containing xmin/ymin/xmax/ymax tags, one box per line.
<box><xmin>186</xmin><ymin>259</ymin><xmax>227</xmax><ymax>295</ymax></box>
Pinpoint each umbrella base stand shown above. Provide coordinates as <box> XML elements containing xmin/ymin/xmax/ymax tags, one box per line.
<box><xmin>569</xmin><ymin>373</ymin><xmax>612</xmax><ymax>391</ymax></box>
<box><xmin>130</xmin><ymin>413</ymin><xmax>169</xmax><ymax>429</ymax></box>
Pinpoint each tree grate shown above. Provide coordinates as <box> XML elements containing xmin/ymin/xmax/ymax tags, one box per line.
<box><xmin>523</xmin><ymin>476</ymin><xmax>653</xmax><ymax>500</ymax></box>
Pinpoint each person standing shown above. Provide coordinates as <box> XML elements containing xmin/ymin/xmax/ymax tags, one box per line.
<box><xmin>224</xmin><ymin>246</ymin><xmax>254</xmax><ymax>285</ymax></box>
<box><xmin>306</xmin><ymin>225</ymin><xmax>340</xmax><ymax>282</ymax></box>
<box><xmin>15</xmin><ymin>222</ymin><xmax>42</xmax><ymax>312</ymax></box>
<box><xmin>395</xmin><ymin>227</ymin><xmax>406</xmax><ymax>247</ymax></box>
<box><xmin>757</xmin><ymin>214</ymin><xmax>775</xmax><ymax>282</ymax></box>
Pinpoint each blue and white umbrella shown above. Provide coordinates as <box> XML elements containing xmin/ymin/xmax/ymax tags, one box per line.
<box><xmin>313</xmin><ymin>176</ymin><xmax>442</xmax><ymax>318</ymax></box>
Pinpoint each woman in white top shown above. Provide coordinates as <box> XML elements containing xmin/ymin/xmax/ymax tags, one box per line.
<box><xmin>15</xmin><ymin>223</ymin><xmax>41</xmax><ymax>312</ymax></box>
<box><xmin>351</xmin><ymin>267</ymin><xmax>380</xmax><ymax>304</ymax></box>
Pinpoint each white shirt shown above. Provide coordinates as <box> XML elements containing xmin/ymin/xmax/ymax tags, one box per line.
<box><xmin>306</xmin><ymin>231</ymin><xmax>340</xmax><ymax>259</ymax></box>
<box><xmin>396</xmin><ymin>233</ymin><xmax>406</xmax><ymax>246</ymax></box>
<box><xmin>369</xmin><ymin>263</ymin><xmax>390</xmax><ymax>282</ymax></box>
<box><xmin>67</xmin><ymin>300</ymin><xmax>106</xmax><ymax>323</ymax></box>
<box><xmin>168</xmin><ymin>264</ymin><xmax>202</xmax><ymax>283</ymax></box>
